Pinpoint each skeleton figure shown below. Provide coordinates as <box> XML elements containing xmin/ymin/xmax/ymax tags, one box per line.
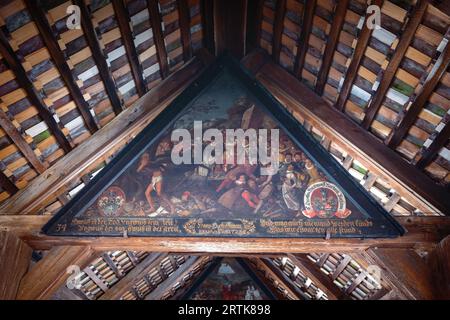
<box><xmin>282</xmin><ymin>164</ymin><xmax>300</xmax><ymax>211</ymax></box>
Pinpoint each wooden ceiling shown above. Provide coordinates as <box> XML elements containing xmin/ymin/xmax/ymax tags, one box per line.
<box><xmin>0</xmin><ymin>0</ymin><xmax>449</xmax><ymax>300</ymax></box>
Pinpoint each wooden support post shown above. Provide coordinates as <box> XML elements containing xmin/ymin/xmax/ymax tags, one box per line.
<box><xmin>272</xmin><ymin>0</ymin><xmax>287</xmax><ymax>63</ymax></box>
<box><xmin>145</xmin><ymin>256</ymin><xmax>200</xmax><ymax>300</ymax></box>
<box><xmin>0</xmin><ymin>29</ymin><xmax>72</xmax><ymax>153</ymax></box>
<box><xmin>112</xmin><ymin>0</ymin><xmax>147</xmax><ymax>97</ymax></box>
<box><xmin>315</xmin><ymin>0</ymin><xmax>350</xmax><ymax>95</ymax></box>
<box><xmin>362</xmin><ymin>0</ymin><xmax>428</xmax><ymax>129</ymax></box>
<box><xmin>0</xmin><ymin>231</ymin><xmax>32</xmax><ymax>299</ymax></box>
<box><xmin>294</xmin><ymin>0</ymin><xmax>316</xmax><ymax>77</ymax></box>
<box><xmin>0</xmin><ymin>109</ymin><xmax>47</xmax><ymax>173</ymax></box>
<box><xmin>25</xmin><ymin>0</ymin><xmax>100</xmax><ymax>133</ymax></box>
<box><xmin>200</xmin><ymin>0</ymin><xmax>215</xmax><ymax>55</ymax></box>
<box><xmin>177</xmin><ymin>0</ymin><xmax>193</xmax><ymax>61</ymax></box>
<box><xmin>335</xmin><ymin>0</ymin><xmax>382</xmax><ymax>111</ymax></box>
<box><xmin>17</xmin><ymin>246</ymin><xmax>95</xmax><ymax>300</ymax></box>
<box><xmin>386</xmin><ymin>40</ymin><xmax>450</xmax><ymax>148</ymax></box>
<box><xmin>427</xmin><ymin>236</ymin><xmax>450</xmax><ymax>299</ymax></box>
<box><xmin>245</xmin><ymin>0</ymin><xmax>264</xmax><ymax>54</ymax></box>
<box><xmin>147</xmin><ymin>0</ymin><xmax>170</xmax><ymax>78</ymax></box>
<box><xmin>74</xmin><ymin>0</ymin><xmax>123</xmax><ymax>115</ymax></box>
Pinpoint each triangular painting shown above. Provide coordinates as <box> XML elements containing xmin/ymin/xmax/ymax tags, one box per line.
<box><xmin>43</xmin><ymin>55</ymin><xmax>404</xmax><ymax>238</ymax></box>
<box><xmin>182</xmin><ymin>258</ymin><xmax>276</xmax><ymax>300</ymax></box>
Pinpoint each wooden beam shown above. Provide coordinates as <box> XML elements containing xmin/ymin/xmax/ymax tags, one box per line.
<box><xmin>147</xmin><ymin>0</ymin><xmax>170</xmax><ymax>78</ymax></box>
<box><xmin>177</xmin><ymin>0</ymin><xmax>193</xmax><ymax>61</ymax></box>
<box><xmin>386</xmin><ymin>40</ymin><xmax>450</xmax><ymax>148</ymax></box>
<box><xmin>200</xmin><ymin>0</ymin><xmax>215</xmax><ymax>54</ymax></box>
<box><xmin>0</xmin><ymin>29</ymin><xmax>72</xmax><ymax>153</ymax></box>
<box><xmin>335</xmin><ymin>0</ymin><xmax>382</xmax><ymax>111</ymax></box>
<box><xmin>331</xmin><ymin>255</ymin><xmax>352</xmax><ymax>281</ymax></box>
<box><xmin>144</xmin><ymin>256</ymin><xmax>200</xmax><ymax>299</ymax></box>
<box><xmin>288</xmin><ymin>254</ymin><xmax>347</xmax><ymax>300</ymax></box>
<box><xmin>415</xmin><ymin>121</ymin><xmax>450</xmax><ymax>169</ymax></box>
<box><xmin>362</xmin><ymin>0</ymin><xmax>428</xmax><ymax>129</ymax></box>
<box><xmin>74</xmin><ymin>0</ymin><xmax>123</xmax><ymax>115</ymax></box>
<box><xmin>213</xmin><ymin>0</ymin><xmax>247</xmax><ymax>59</ymax></box>
<box><xmin>112</xmin><ymin>0</ymin><xmax>147</xmax><ymax>97</ymax></box>
<box><xmin>17</xmin><ymin>246</ymin><xmax>95</xmax><ymax>300</ymax></box>
<box><xmin>0</xmin><ymin>231</ymin><xmax>32</xmax><ymax>299</ymax></box>
<box><xmin>315</xmin><ymin>0</ymin><xmax>350</xmax><ymax>95</ymax></box>
<box><xmin>0</xmin><ymin>52</ymin><xmax>211</xmax><ymax>215</ymax></box>
<box><xmin>99</xmin><ymin>253</ymin><xmax>168</xmax><ymax>299</ymax></box>
<box><xmin>244</xmin><ymin>50</ymin><xmax>450</xmax><ymax>214</ymax></box>
<box><xmin>272</xmin><ymin>0</ymin><xmax>286</xmax><ymax>63</ymax></box>
<box><xmin>0</xmin><ymin>171</ymin><xmax>18</xmax><ymax>195</ymax></box>
<box><xmin>0</xmin><ymin>109</ymin><xmax>47</xmax><ymax>173</ymax></box>
<box><xmin>245</xmin><ymin>0</ymin><xmax>264</xmax><ymax>54</ymax></box>
<box><xmin>25</xmin><ymin>0</ymin><xmax>100</xmax><ymax>133</ymax></box>
<box><xmin>293</xmin><ymin>0</ymin><xmax>316</xmax><ymax>77</ymax></box>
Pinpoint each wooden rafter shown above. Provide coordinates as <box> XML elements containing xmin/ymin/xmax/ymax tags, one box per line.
<box><xmin>24</xmin><ymin>0</ymin><xmax>100</xmax><ymax>134</ymax></box>
<box><xmin>17</xmin><ymin>246</ymin><xmax>95</xmax><ymax>300</ymax></box>
<box><xmin>335</xmin><ymin>0</ymin><xmax>382</xmax><ymax>111</ymax></box>
<box><xmin>144</xmin><ymin>256</ymin><xmax>200</xmax><ymax>300</ymax></box>
<box><xmin>74</xmin><ymin>0</ymin><xmax>123</xmax><ymax>115</ymax></box>
<box><xmin>177</xmin><ymin>0</ymin><xmax>193</xmax><ymax>61</ymax></box>
<box><xmin>293</xmin><ymin>0</ymin><xmax>316</xmax><ymax>77</ymax></box>
<box><xmin>200</xmin><ymin>0</ymin><xmax>215</xmax><ymax>54</ymax></box>
<box><xmin>315</xmin><ymin>0</ymin><xmax>350</xmax><ymax>95</ymax></box>
<box><xmin>0</xmin><ymin>29</ymin><xmax>72</xmax><ymax>153</ymax></box>
<box><xmin>246</xmin><ymin>0</ymin><xmax>264</xmax><ymax>54</ymax></box>
<box><xmin>0</xmin><ymin>231</ymin><xmax>32</xmax><ymax>299</ymax></box>
<box><xmin>147</xmin><ymin>0</ymin><xmax>170</xmax><ymax>79</ymax></box>
<box><xmin>0</xmin><ymin>109</ymin><xmax>47</xmax><ymax>173</ymax></box>
<box><xmin>386</xmin><ymin>40</ymin><xmax>450</xmax><ymax>148</ymax></box>
<box><xmin>0</xmin><ymin>171</ymin><xmax>18</xmax><ymax>195</ymax></box>
<box><xmin>361</xmin><ymin>0</ymin><xmax>428</xmax><ymax>129</ymax></box>
<box><xmin>99</xmin><ymin>253</ymin><xmax>168</xmax><ymax>300</ymax></box>
<box><xmin>272</xmin><ymin>0</ymin><xmax>286</xmax><ymax>63</ymax></box>
<box><xmin>112</xmin><ymin>0</ymin><xmax>147</xmax><ymax>97</ymax></box>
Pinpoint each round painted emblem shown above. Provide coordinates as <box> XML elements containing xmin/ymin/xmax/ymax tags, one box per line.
<box><xmin>302</xmin><ymin>181</ymin><xmax>351</xmax><ymax>219</ymax></box>
<box><xmin>97</xmin><ymin>186</ymin><xmax>126</xmax><ymax>216</ymax></box>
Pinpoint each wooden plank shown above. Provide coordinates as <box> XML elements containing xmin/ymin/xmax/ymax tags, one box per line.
<box><xmin>99</xmin><ymin>253</ymin><xmax>168</xmax><ymax>299</ymax></box>
<box><xmin>386</xmin><ymin>41</ymin><xmax>450</xmax><ymax>148</ymax></box>
<box><xmin>245</xmin><ymin>0</ymin><xmax>264</xmax><ymax>54</ymax></box>
<box><xmin>112</xmin><ymin>0</ymin><xmax>147</xmax><ymax>97</ymax></box>
<box><xmin>213</xmin><ymin>0</ymin><xmax>247</xmax><ymax>59</ymax></box>
<box><xmin>294</xmin><ymin>0</ymin><xmax>316</xmax><ymax>77</ymax></box>
<box><xmin>0</xmin><ymin>29</ymin><xmax>72</xmax><ymax>153</ymax></box>
<box><xmin>315</xmin><ymin>0</ymin><xmax>350</xmax><ymax>95</ymax></box>
<box><xmin>101</xmin><ymin>252</ymin><xmax>123</xmax><ymax>278</ymax></box>
<box><xmin>0</xmin><ymin>231</ymin><xmax>32</xmax><ymax>299</ymax></box>
<box><xmin>0</xmin><ymin>109</ymin><xmax>47</xmax><ymax>173</ymax></box>
<box><xmin>17</xmin><ymin>246</ymin><xmax>95</xmax><ymax>300</ymax></box>
<box><xmin>331</xmin><ymin>255</ymin><xmax>352</xmax><ymax>280</ymax></box>
<box><xmin>83</xmin><ymin>265</ymin><xmax>109</xmax><ymax>292</ymax></box>
<box><xmin>177</xmin><ymin>0</ymin><xmax>193</xmax><ymax>61</ymax></box>
<box><xmin>200</xmin><ymin>0</ymin><xmax>215</xmax><ymax>54</ymax></box>
<box><xmin>362</xmin><ymin>0</ymin><xmax>428</xmax><ymax>129</ymax></box>
<box><xmin>245</xmin><ymin>50</ymin><xmax>450</xmax><ymax>214</ymax></box>
<box><xmin>428</xmin><ymin>236</ymin><xmax>450</xmax><ymax>299</ymax></box>
<box><xmin>147</xmin><ymin>0</ymin><xmax>169</xmax><ymax>78</ymax></box>
<box><xmin>4</xmin><ymin>216</ymin><xmax>447</xmax><ymax>252</ymax></box>
<box><xmin>0</xmin><ymin>167</ymin><xmax>18</xmax><ymax>195</ymax></box>
<box><xmin>414</xmin><ymin>122</ymin><xmax>450</xmax><ymax>169</ymax></box>
<box><xmin>272</xmin><ymin>0</ymin><xmax>286</xmax><ymax>63</ymax></box>
<box><xmin>145</xmin><ymin>256</ymin><xmax>199</xmax><ymax>299</ymax></box>
<box><xmin>74</xmin><ymin>0</ymin><xmax>123</xmax><ymax>115</ymax></box>
<box><xmin>25</xmin><ymin>0</ymin><xmax>100</xmax><ymax>134</ymax></box>
<box><xmin>335</xmin><ymin>0</ymin><xmax>381</xmax><ymax>111</ymax></box>
<box><xmin>0</xmin><ymin>52</ymin><xmax>211</xmax><ymax>215</ymax></box>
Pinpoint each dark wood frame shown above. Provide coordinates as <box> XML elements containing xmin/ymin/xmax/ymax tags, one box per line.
<box><xmin>42</xmin><ymin>54</ymin><xmax>404</xmax><ymax>238</ymax></box>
